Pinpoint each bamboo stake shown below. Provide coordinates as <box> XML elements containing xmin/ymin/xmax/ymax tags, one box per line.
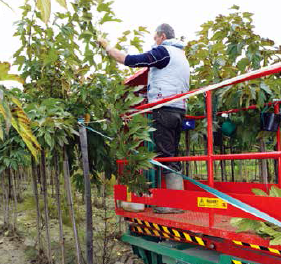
<box><xmin>31</xmin><ymin>157</ymin><xmax>42</xmax><ymax>251</ymax></box>
<box><xmin>63</xmin><ymin>147</ymin><xmax>82</xmax><ymax>264</ymax></box>
<box><xmin>79</xmin><ymin>125</ymin><xmax>94</xmax><ymax>264</ymax></box>
<box><xmin>54</xmin><ymin>151</ymin><xmax>65</xmax><ymax>264</ymax></box>
<box><xmin>41</xmin><ymin>149</ymin><xmax>52</xmax><ymax>263</ymax></box>
<box><xmin>10</xmin><ymin>169</ymin><xmax>18</xmax><ymax>232</ymax></box>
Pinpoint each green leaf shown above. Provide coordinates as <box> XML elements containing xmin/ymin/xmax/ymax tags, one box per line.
<box><xmin>79</xmin><ymin>30</ymin><xmax>94</xmax><ymax>41</ymax></box>
<box><xmin>243</xmin><ymin>12</ymin><xmax>253</xmax><ymax>21</ymax></box>
<box><xmin>0</xmin><ymin>121</ymin><xmax>3</xmax><ymax>140</ymax></box>
<box><xmin>270</xmin><ymin>234</ymin><xmax>281</xmax><ymax>246</ymax></box>
<box><xmin>230</xmin><ymin>5</ymin><xmax>240</xmax><ymax>10</ymax></box>
<box><xmin>211</xmin><ymin>31</ymin><xmax>227</xmax><ymax>41</ymax></box>
<box><xmin>269</xmin><ymin>186</ymin><xmax>281</xmax><ymax>197</ymax></box>
<box><xmin>227</xmin><ymin>43</ymin><xmax>239</xmax><ymax>61</ymax></box>
<box><xmin>55</xmin><ymin>0</ymin><xmax>67</xmax><ymax>9</ymax></box>
<box><xmin>259</xmin><ymin>222</ymin><xmax>279</xmax><ymax>236</ymax></box>
<box><xmin>44</xmin><ymin>132</ymin><xmax>53</xmax><ymax>149</ymax></box>
<box><xmin>100</xmin><ymin>13</ymin><xmax>122</xmax><ymax>25</ymax></box>
<box><xmin>36</xmin><ymin>0</ymin><xmax>51</xmax><ymax>24</ymax></box>
<box><xmin>252</xmin><ymin>188</ymin><xmax>268</xmax><ymax>196</ymax></box>
<box><xmin>231</xmin><ymin>218</ymin><xmax>262</xmax><ymax>232</ymax></box>
<box><xmin>260</xmin><ymin>82</ymin><xmax>272</xmax><ymax>95</ymax></box>
<box><xmin>97</xmin><ymin>1</ymin><xmax>112</xmax><ymax>13</ymax></box>
<box><xmin>123</xmin><ymin>30</ymin><xmax>131</xmax><ymax>36</ymax></box>
<box><xmin>43</xmin><ymin>48</ymin><xmax>59</xmax><ymax>66</ymax></box>
<box><xmin>237</xmin><ymin>58</ymin><xmax>249</xmax><ymax>72</ymax></box>
<box><xmin>0</xmin><ymin>62</ymin><xmax>24</xmax><ymax>84</ymax></box>
<box><xmin>138</xmin><ymin>26</ymin><xmax>149</xmax><ymax>33</ymax></box>
<box><xmin>11</xmin><ymin>107</ymin><xmax>41</xmax><ymax>160</ymax></box>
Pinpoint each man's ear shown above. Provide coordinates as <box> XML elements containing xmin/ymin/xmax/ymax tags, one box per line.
<box><xmin>162</xmin><ymin>33</ymin><xmax>167</xmax><ymax>40</ymax></box>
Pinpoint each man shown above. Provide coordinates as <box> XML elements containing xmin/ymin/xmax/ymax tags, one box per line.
<box><xmin>99</xmin><ymin>23</ymin><xmax>190</xmax><ymax>213</ymax></box>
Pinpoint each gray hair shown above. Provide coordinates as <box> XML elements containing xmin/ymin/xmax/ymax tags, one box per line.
<box><xmin>156</xmin><ymin>23</ymin><xmax>175</xmax><ymax>39</ymax></box>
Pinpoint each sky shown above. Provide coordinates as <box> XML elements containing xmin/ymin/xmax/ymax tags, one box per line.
<box><xmin>0</xmin><ymin>0</ymin><xmax>280</xmax><ymax>86</ymax></box>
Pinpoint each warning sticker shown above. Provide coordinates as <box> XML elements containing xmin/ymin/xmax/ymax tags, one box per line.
<box><xmin>197</xmin><ymin>197</ymin><xmax>227</xmax><ymax>209</ymax></box>
<box><xmin>126</xmin><ymin>187</ymin><xmax>132</xmax><ymax>202</ymax></box>
<box><xmin>127</xmin><ymin>192</ymin><xmax>132</xmax><ymax>202</ymax></box>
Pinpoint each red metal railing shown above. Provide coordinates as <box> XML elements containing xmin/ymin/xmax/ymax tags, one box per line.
<box><xmin>115</xmin><ymin>63</ymin><xmax>281</xmax><ymax>253</ymax></box>
<box><xmin>118</xmin><ymin>63</ymin><xmax>281</xmax><ymax>187</ymax></box>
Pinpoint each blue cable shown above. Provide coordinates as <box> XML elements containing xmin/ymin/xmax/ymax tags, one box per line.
<box><xmin>150</xmin><ymin>159</ymin><xmax>281</xmax><ymax>227</ymax></box>
<box><xmin>78</xmin><ymin>118</ymin><xmax>113</xmax><ymax>141</ymax></box>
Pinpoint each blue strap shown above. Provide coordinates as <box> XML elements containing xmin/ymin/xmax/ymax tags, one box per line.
<box><xmin>78</xmin><ymin>118</ymin><xmax>281</xmax><ymax>227</ymax></box>
<box><xmin>150</xmin><ymin>159</ymin><xmax>281</xmax><ymax>227</ymax></box>
<box><xmin>78</xmin><ymin>118</ymin><xmax>113</xmax><ymax>141</ymax></box>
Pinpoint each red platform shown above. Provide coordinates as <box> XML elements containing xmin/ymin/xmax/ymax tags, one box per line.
<box><xmin>115</xmin><ymin>182</ymin><xmax>281</xmax><ymax>249</ymax></box>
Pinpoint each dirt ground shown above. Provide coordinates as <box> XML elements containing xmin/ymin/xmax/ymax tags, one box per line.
<box><xmin>0</xmin><ymin>234</ymin><xmax>30</xmax><ymax>264</ymax></box>
<box><xmin>0</xmin><ymin>193</ymin><xmax>144</xmax><ymax>264</ymax></box>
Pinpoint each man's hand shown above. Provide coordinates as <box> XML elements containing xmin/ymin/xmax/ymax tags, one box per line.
<box><xmin>97</xmin><ymin>37</ymin><xmax>110</xmax><ymax>51</ymax></box>
<box><xmin>97</xmin><ymin>36</ymin><xmax>126</xmax><ymax>64</ymax></box>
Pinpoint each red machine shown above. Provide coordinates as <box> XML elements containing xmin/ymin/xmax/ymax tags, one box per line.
<box><xmin>115</xmin><ymin>64</ymin><xmax>281</xmax><ymax>264</ymax></box>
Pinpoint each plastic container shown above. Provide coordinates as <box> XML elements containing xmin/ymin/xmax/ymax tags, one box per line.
<box><xmin>182</xmin><ymin>119</ymin><xmax>195</xmax><ymax>130</ymax></box>
<box><xmin>120</xmin><ymin>201</ymin><xmax>145</xmax><ymax>212</ymax></box>
<box><xmin>260</xmin><ymin>113</ymin><xmax>281</xmax><ymax>132</ymax></box>
<box><xmin>221</xmin><ymin>120</ymin><xmax>236</xmax><ymax>136</ymax></box>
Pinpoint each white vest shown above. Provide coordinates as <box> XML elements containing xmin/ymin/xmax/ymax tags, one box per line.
<box><xmin>148</xmin><ymin>45</ymin><xmax>190</xmax><ymax>109</ymax></box>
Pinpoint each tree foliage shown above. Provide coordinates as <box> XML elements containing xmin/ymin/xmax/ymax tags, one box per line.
<box><xmin>231</xmin><ymin>186</ymin><xmax>281</xmax><ymax>245</ymax></box>
<box><xmin>8</xmin><ymin>0</ymin><xmax>153</xmax><ymax>193</ymax></box>
<box><xmin>185</xmin><ymin>5</ymin><xmax>281</xmax><ymax>150</ymax></box>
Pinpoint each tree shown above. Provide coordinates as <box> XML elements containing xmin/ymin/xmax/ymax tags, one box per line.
<box><xmin>185</xmin><ymin>5</ymin><xmax>281</xmax><ymax>181</ymax></box>
<box><xmin>5</xmin><ymin>0</ymin><xmax>154</xmax><ymax>263</ymax></box>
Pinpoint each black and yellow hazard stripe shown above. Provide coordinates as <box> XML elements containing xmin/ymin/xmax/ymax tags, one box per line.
<box><xmin>231</xmin><ymin>260</ymin><xmax>249</xmax><ymax>264</ymax></box>
<box><xmin>233</xmin><ymin>240</ymin><xmax>281</xmax><ymax>255</ymax></box>
<box><xmin>129</xmin><ymin>218</ymin><xmax>205</xmax><ymax>246</ymax></box>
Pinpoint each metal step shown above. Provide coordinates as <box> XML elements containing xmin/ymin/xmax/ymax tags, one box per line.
<box><xmin>122</xmin><ymin>233</ymin><xmax>260</xmax><ymax>264</ymax></box>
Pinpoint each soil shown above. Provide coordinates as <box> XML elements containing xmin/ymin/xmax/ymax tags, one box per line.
<box><xmin>0</xmin><ymin>192</ymin><xmax>144</xmax><ymax>264</ymax></box>
<box><xmin>0</xmin><ymin>234</ymin><xmax>30</xmax><ymax>264</ymax></box>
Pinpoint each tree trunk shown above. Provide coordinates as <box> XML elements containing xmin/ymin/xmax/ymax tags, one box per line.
<box><xmin>101</xmin><ymin>172</ymin><xmax>108</xmax><ymax>264</ymax></box>
<box><xmin>50</xmin><ymin>166</ymin><xmax>54</xmax><ymax>198</ymax></box>
<box><xmin>17</xmin><ymin>169</ymin><xmax>22</xmax><ymax>201</ymax></box>
<box><xmin>204</xmin><ymin>137</ymin><xmax>208</xmax><ymax>179</ymax></box>
<box><xmin>41</xmin><ymin>149</ymin><xmax>52</xmax><ymax>263</ymax></box>
<box><xmin>79</xmin><ymin>125</ymin><xmax>94</xmax><ymax>264</ymax></box>
<box><xmin>238</xmin><ymin>160</ymin><xmax>243</xmax><ymax>181</ymax></box>
<box><xmin>4</xmin><ymin>170</ymin><xmax>10</xmax><ymax>228</ymax></box>
<box><xmin>10</xmin><ymin>169</ymin><xmax>18</xmax><ymax>232</ymax></box>
<box><xmin>259</xmin><ymin>138</ymin><xmax>268</xmax><ymax>184</ymax></box>
<box><xmin>220</xmin><ymin>144</ymin><xmax>226</xmax><ymax>181</ymax></box>
<box><xmin>63</xmin><ymin>147</ymin><xmax>82</xmax><ymax>264</ymax></box>
<box><xmin>31</xmin><ymin>157</ymin><xmax>43</xmax><ymax>251</ymax></box>
<box><xmin>185</xmin><ymin>130</ymin><xmax>190</xmax><ymax>176</ymax></box>
<box><xmin>1</xmin><ymin>171</ymin><xmax>8</xmax><ymax>227</ymax></box>
<box><xmin>230</xmin><ymin>143</ymin><xmax>235</xmax><ymax>181</ymax></box>
<box><xmin>54</xmin><ymin>152</ymin><xmax>65</xmax><ymax>264</ymax></box>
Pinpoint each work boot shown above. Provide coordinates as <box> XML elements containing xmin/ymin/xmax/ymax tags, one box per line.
<box><xmin>165</xmin><ymin>172</ymin><xmax>184</xmax><ymax>190</ymax></box>
<box><xmin>153</xmin><ymin>172</ymin><xmax>185</xmax><ymax>214</ymax></box>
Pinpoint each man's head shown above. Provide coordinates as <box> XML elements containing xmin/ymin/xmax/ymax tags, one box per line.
<box><xmin>154</xmin><ymin>23</ymin><xmax>175</xmax><ymax>45</ymax></box>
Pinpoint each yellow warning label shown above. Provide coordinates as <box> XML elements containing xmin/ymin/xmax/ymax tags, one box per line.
<box><xmin>126</xmin><ymin>187</ymin><xmax>132</xmax><ymax>202</ymax></box>
<box><xmin>198</xmin><ymin>197</ymin><xmax>227</xmax><ymax>209</ymax></box>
